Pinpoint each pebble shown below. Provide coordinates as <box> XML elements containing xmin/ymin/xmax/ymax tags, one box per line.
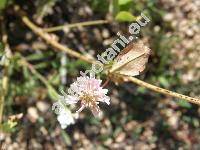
<box><xmin>27</xmin><ymin>107</ymin><xmax>39</xmax><ymax>123</ymax></box>
<box><xmin>163</xmin><ymin>13</ymin><xmax>174</xmax><ymax>22</ymax></box>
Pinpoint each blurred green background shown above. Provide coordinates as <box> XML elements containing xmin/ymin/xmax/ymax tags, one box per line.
<box><xmin>0</xmin><ymin>0</ymin><xmax>200</xmax><ymax>149</ymax></box>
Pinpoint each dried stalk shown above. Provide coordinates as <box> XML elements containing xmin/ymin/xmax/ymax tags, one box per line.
<box><xmin>43</xmin><ymin>20</ymin><xmax>108</xmax><ymax>32</ymax></box>
<box><xmin>22</xmin><ymin>16</ymin><xmax>95</xmax><ymax>64</ymax></box>
<box><xmin>126</xmin><ymin>76</ymin><xmax>200</xmax><ymax>105</ymax></box>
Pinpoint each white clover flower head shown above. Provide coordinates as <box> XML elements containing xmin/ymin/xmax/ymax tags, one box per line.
<box><xmin>62</xmin><ymin>76</ymin><xmax>110</xmax><ymax>117</ymax></box>
<box><xmin>57</xmin><ymin>109</ymin><xmax>75</xmax><ymax>129</ymax></box>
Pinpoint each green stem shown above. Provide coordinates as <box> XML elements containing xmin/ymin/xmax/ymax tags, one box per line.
<box><xmin>20</xmin><ymin>58</ymin><xmax>49</xmax><ymax>87</ymax></box>
<box><xmin>0</xmin><ymin>19</ymin><xmax>10</xmax><ymax>124</ymax></box>
<box><xmin>20</xmin><ymin>57</ymin><xmax>59</xmax><ymax>99</ymax></box>
<box><xmin>0</xmin><ymin>68</ymin><xmax>8</xmax><ymax>123</ymax></box>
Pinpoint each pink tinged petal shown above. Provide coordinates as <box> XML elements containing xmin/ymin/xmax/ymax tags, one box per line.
<box><xmin>76</xmin><ymin>105</ymin><xmax>85</xmax><ymax>113</ymax></box>
<box><xmin>69</xmin><ymin>83</ymin><xmax>81</xmax><ymax>96</ymax></box>
<box><xmin>96</xmin><ymin>80</ymin><xmax>102</xmax><ymax>87</ymax></box>
<box><xmin>91</xmin><ymin>105</ymin><xmax>102</xmax><ymax>117</ymax></box>
<box><xmin>65</xmin><ymin>95</ymin><xmax>79</xmax><ymax>104</ymax></box>
<box><xmin>96</xmin><ymin>96</ymin><xmax>110</xmax><ymax>104</ymax></box>
<box><xmin>62</xmin><ymin>75</ymin><xmax>110</xmax><ymax>116</ymax></box>
<box><xmin>88</xmin><ymin>78</ymin><xmax>98</xmax><ymax>90</ymax></box>
<box><xmin>101</xmin><ymin>89</ymin><xmax>108</xmax><ymax>94</ymax></box>
<box><xmin>103</xmin><ymin>97</ymin><xmax>110</xmax><ymax>105</ymax></box>
<box><xmin>91</xmin><ymin>78</ymin><xmax>101</xmax><ymax>89</ymax></box>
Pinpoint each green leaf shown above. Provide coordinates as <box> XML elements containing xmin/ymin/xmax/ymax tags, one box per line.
<box><xmin>47</xmin><ymin>86</ymin><xmax>60</xmax><ymax>101</ymax></box>
<box><xmin>0</xmin><ymin>42</ymin><xmax>4</xmax><ymax>51</ymax></box>
<box><xmin>0</xmin><ymin>120</ymin><xmax>17</xmax><ymax>133</ymax></box>
<box><xmin>137</xmin><ymin>87</ymin><xmax>147</xmax><ymax>94</ymax></box>
<box><xmin>177</xmin><ymin>100</ymin><xmax>192</xmax><ymax>109</ymax></box>
<box><xmin>158</xmin><ymin>76</ymin><xmax>170</xmax><ymax>88</ymax></box>
<box><xmin>118</xmin><ymin>0</ymin><xmax>132</xmax><ymax>6</ymax></box>
<box><xmin>0</xmin><ymin>0</ymin><xmax>7</xmax><ymax>10</ymax></box>
<box><xmin>26</xmin><ymin>51</ymin><xmax>53</xmax><ymax>61</ymax></box>
<box><xmin>182</xmin><ymin>116</ymin><xmax>191</xmax><ymax>123</ymax></box>
<box><xmin>61</xmin><ymin>130</ymin><xmax>72</xmax><ymax>146</ymax></box>
<box><xmin>115</xmin><ymin>11</ymin><xmax>137</xmax><ymax>22</ymax></box>
<box><xmin>192</xmin><ymin>118</ymin><xmax>199</xmax><ymax>127</ymax></box>
<box><xmin>34</xmin><ymin>62</ymin><xmax>49</xmax><ymax>69</ymax></box>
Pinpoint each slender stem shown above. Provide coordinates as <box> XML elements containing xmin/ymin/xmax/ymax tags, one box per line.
<box><xmin>102</xmin><ymin>78</ymin><xmax>110</xmax><ymax>88</ymax></box>
<box><xmin>22</xmin><ymin>16</ymin><xmax>95</xmax><ymax>64</ymax></box>
<box><xmin>22</xmin><ymin>16</ymin><xmax>200</xmax><ymax>106</ymax></box>
<box><xmin>0</xmin><ymin>70</ymin><xmax>8</xmax><ymax>123</ymax></box>
<box><xmin>43</xmin><ymin>20</ymin><xmax>108</xmax><ymax>32</ymax></box>
<box><xmin>20</xmin><ymin>58</ymin><xmax>71</xmax><ymax>117</ymax></box>
<box><xmin>20</xmin><ymin>58</ymin><xmax>49</xmax><ymax>87</ymax></box>
<box><xmin>127</xmin><ymin>76</ymin><xmax>200</xmax><ymax>105</ymax></box>
<box><xmin>0</xmin><ymin>21</ymin><xmax>10</xmax><ymax>123</ymax></box>
<box><xmin>19</xmin><ymin>57</ymin><xmax>60</xmax><ymax>101</ymax></box>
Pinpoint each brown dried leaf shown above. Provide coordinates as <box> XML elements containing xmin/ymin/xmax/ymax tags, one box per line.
<box><xmin>110</xmin><ymin>41</ymin><xmax>151</xmax><ymax>76</ymax></box>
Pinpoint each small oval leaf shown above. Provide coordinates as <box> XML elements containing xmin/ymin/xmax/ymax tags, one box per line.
<box><xmin>115</xmin><ymin>11</ymin><xmax>137</xmax><ymax>22</ymax></box>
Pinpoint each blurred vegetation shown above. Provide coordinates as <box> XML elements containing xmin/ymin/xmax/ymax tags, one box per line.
<box><xmin>0</xmin><ymin>0</ymin><xmax>199</xmax><ymax>149</ymax></box>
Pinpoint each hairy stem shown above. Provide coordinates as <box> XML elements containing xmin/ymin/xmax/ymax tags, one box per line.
<box><xmin>20</xmin><ymin>58</ymin><xmax>49</xmax><ymax>87</ymax></box>
<box><xmin>127</xmin><ymin>76</ymin><xmax>200</xmax><ymax>105</ymax></box>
